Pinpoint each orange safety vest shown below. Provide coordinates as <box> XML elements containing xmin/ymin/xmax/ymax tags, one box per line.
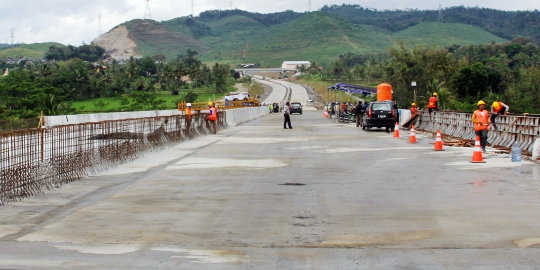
<box><xmin>428</xmin><ymin>97</ymin><xmax>437</xmax><ymax>109</ymax></box>
<box><xmin>472</xmin><ymin>109</ymin><xmax>490</xmax><ymax>131</ymax></box>
<box><xmin>208</xmin><ymin>107</ymin><xmax>217</xmax><ymax>121</ymax></box>
<box><xmin>492</xmin><ymin>102</ymin><xmax>503</xmax><ymax>113</ymax></box>
<box><xmin>185</xmin><ymin>108</ymin><xmax>192</xmax><ymax>119</ymax></box>
<box><xmin>410</xmin><ymin>107</ymin><xmax>417</xmax><ymax>115</ymax></box>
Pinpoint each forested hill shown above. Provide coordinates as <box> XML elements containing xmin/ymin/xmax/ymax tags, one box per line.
<box><xmin>321</xmin><ymin>4</ymin><xmax>540</xmax><ymax>43</ymax></box>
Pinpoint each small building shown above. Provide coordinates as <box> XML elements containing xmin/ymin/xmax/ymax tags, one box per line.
<box><xmin>281</xmin><ymin>61</ymin><xmax>311</xmax><ymax>69</ymax></box>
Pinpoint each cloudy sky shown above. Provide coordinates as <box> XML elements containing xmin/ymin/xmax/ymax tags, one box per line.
<box><xmin>2</xmin><ymin>0</ymin><xmax>539</xmax><ymax>46</ymax></box>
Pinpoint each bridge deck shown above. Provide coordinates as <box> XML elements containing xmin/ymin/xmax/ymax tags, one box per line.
<box><xmin>1</xmin><ymin>111</ymin><xmax>539</xmax><ymax>268</ymax></box>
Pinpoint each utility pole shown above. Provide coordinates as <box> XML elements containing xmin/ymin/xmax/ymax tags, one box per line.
<box><xmin>144</xmin><ymin>0</ymin><xmax>152</xmax><ymax>20</ymax></box>
<box><xmin>438</xmin><ymin>4</ymin><xmax>443</xmax><ymax>22</ymax></box>
<box><xmin>98</xmin><ymin>14</ymin><xmax>103</xmax><ymax>36</ymax></box>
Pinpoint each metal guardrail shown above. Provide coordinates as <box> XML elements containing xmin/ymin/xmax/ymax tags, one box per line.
<box><xmin>414</xmin><ymin>110</ymin><xmax>540</xmax><ymax>154</ymax></box>
<box><xmin>177</xmin><ymin>100</ymin><xmax>261</xmax><ymax>111</ymax></box>
<box><xmin>0</xmin><ymin>112</ymin><xmax>226</xmax><ymax>205</ymax></box>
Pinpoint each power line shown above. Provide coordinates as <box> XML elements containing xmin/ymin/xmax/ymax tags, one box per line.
<box><xmin>98</xmin><ymin>13</ymin><xmax>103</xmax><ymax>36</ymax></box>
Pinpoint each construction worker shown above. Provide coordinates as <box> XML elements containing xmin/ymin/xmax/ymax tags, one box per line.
<box><xmin>208</xmin><ymin>102</ymin><xmax>217</xmax><ymax>134</ymax></box>
<box><xmin>353</xmin><ymin>101</ymin><xmax>363</xmax><ymax>127</ymax></box>
<box><xmin>472</xmin><ymin>100</ymin><xmax>490</xmax><ymax>153</ymax></box>
<box><xmin>185</xmin><ymin>103</ymin><xmax>193</xmax><ymax>131</ymax></box>
<box><xmin>428</xmin><ymin>92</ymin><xmax>438</xmax><ymax>119</ymax></box>
<box><xmin>410</xmin><ymin>103</ymin><xmax>418</xmax><ymax>115</ymax></box>
<box><xmin>490</xmin><ymin>101</ymin><xmax>509</xmax><ymax>130</ymax></box>
<box><xmin>269</xmin><ymin>103</ymin><xmax>273</xmax><ymax>113</ymax></box>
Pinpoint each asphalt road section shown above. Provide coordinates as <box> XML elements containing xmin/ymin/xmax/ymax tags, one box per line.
<box><xmin>1</xmin><ymin>111</ymin><xmax>540</xmax><ymax>269</ymax></box>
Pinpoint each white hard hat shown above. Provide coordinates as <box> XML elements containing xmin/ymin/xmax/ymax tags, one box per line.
<box><xmin>186</xmin><ymin>103</ymin><xmax>192</xmax><ymax>107</ymax></box>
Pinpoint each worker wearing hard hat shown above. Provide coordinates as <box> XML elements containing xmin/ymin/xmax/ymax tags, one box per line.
<box><xmin>427</xmin><ymin>92</ymin><xmax>438</xmax><ymax>120</ymax></box>
<box><xmin>208</xmin><ymin>102</ymin><xmax>217</xmax><ymax>134</ymax></box>
<box><xmin>472</xmin><ymin>100</ymin><xmax>490</xmax><ymax>153</ymax></box>
<box><xmin>185</xmin><ymin>103</ymin><xmax>193</xmax><ymax>131</ymax></box>
<box><xmin>410</xmin><ymin>103</ymin><xmax>418</xmax><ymax>115</ymax></box>
<box><xmin>490</xmin><ymin>101</ymin><xmax>509</xmax><ymax>130</ymax></box>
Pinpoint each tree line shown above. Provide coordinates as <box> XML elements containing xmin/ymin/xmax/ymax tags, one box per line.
<box><xmin>321</xmin><ymin>4</ymin><xmax>540</xmax><ymax>44</ymax></box>
<box><xmin>298</xmin><ymin>37</ymin><xmax>540</xmax><ymax>113</ymax></box>
<box><xmin>0</xmin><ymin>45</ymin><xmax>239</xmax><ymax>119</ymax></box>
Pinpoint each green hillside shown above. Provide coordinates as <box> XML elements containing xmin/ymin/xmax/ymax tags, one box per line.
<box><xmin>110</xmin><ymin>10</ymin><xmax>513</xmax><ymax>66</ymax></box>
<box><xmin>392</xmin><ymin>22</ymin><xmax>508</xmax><ymax>46</ymax></box>
<box><xmin>0</xmin><ymin>42</ymin><xmax>64</xmax><ymax>59</ymax></box>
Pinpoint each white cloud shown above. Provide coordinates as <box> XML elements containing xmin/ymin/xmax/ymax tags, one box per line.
<box><xmin>1</xmin><ymin>0</ymin><xmax>539</xmax><ymax>46</ymax></box>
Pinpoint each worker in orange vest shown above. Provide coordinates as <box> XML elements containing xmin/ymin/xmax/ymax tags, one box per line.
<box><xmin>410</xmin><ymin>103</ymin><xmax>418</xmax><ymax>115</ymax></box>
<box><xmin>185</xmin><ymin>103</ymin><xmax>193</xmax><ymax>131</ymax></box>
<box><xmin>208</xmin><ymin>102</ymin><xmax>218</xmax><ymax>134</ymax></box>
<box><xmin>427</xmin><ymin>92</ymin><xmax>438</xmax><ymax>120</ymax></box>
<box><xmin>490</xmin><ymin>101</ymin><xmax>509</xmax><ymax>130</ymax></box>
<box><xmin>472</xmin><ymin>100</ymin><xmax>490</xmax><ymax>153</ymax></box>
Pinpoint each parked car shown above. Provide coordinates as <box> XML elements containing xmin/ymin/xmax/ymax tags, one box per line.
<box><xmin>362</xmin><ymin>101</ymin><xmax>397</xmax><ymax>132</ymax></box>
<box><xmin>290</xmin><ymin>102</ymin><xmax>303</xmax><ymax>114</ymax></box>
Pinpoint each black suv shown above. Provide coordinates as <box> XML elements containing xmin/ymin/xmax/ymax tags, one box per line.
<box><xmin>362</xmin><ymin>101</ymin><xmax>397</xmax><ymax>132</ymax></box>
<box><xmin>290</xmin><ymin>102</ymin><xmax>302</xmax><ymax>114</ymax></box>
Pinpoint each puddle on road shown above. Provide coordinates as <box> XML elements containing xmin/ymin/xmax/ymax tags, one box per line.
<box><xmin>151</xmin><ymin>247</ymin><xmax>247</xmax><ymax>264</ymax></box>
<box><xmin>279</xmin><ymin>183</ymin><xmax>306</xmax><ymax>186</ymax></box>
<box><xmin>54</xmin><ymin>244</ymin><xmax>142</xmax><ymax>255</ymax></box>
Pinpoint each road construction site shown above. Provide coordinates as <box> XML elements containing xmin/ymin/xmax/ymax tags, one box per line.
<box><xmin>1</xmin><ymin>79</ymin><xmax>540</xmax><ymax>269</ymax></box>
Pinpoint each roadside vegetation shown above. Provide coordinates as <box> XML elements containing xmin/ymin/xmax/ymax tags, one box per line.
<box><xmin>0</xmin><ymin>45</ymin><xmax>238</xmax><ymax>119</ymax></box>
<box><xmin>297</xmin><ymin>38</ymin><xmax>540</xmax><ymax>114</ymax></box>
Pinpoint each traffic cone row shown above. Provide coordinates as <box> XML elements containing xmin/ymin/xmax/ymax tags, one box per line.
<box><xmin>394</xmin><ymin>125</ymin><xmax>485</xmax><ymax>164</ymax></box>
<box><xmin>434</xmin><ymin>129</ymin><xmax>445</xmax><ymax>151</ymax></box>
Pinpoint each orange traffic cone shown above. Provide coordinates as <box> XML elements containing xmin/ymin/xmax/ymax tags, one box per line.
<box><xmin>434</xmin><ymin>129</ymin><xmax>445</xmax><ymax>151</ymax></box>
<box><xmin>324</xmin><ymin>110</ymin><xmax>328</xmax><ymax>118</ymax></box>
<box><xmin>470</xmin><ymin>136</ymin><xmax>486</xmax><ymax>163</ymax></box>
<box><xmin>393</xmin><ymin>122</ymin><xmax>400</xmax><ymax>138</ymax></box>
<box><xmin>408</xmin><ymin>125</ymin><xmax>417</xmax><ymax>144</ymax></box>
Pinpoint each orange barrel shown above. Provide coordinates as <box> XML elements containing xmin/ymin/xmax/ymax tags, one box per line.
<box><xmin>377</xmin><ymin>83</ymin><xmax>393</xmax><ymax>101</ymax></box>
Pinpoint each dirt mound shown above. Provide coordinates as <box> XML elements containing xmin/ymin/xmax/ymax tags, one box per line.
<box><xmin>93</xmin><ymin>26</ymin><xmax>140</xmax><ymax>60</ymax></box>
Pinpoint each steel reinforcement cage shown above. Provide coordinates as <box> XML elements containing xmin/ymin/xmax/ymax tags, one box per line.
<box><xmin>0</xmin><ymin>112</ymin><xmax>226</xmax><ymax>205</ymax></box>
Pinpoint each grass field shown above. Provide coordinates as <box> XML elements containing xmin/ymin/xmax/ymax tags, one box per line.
<box><xmin>391</xmin><ymin>22</ymin><xmax>508</xmax><ymax>47</ymax></box>
<box><xmin>71</xmin><ymin>93</ymin><xmax>224</xmax><ymax>113</ymax></box>
<box><xmin>0</xmin><ymin>42</ymin><xmax>64</xmax><ymax>59</ymax></box>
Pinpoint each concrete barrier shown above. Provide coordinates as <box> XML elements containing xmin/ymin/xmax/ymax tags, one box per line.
<box><xmin>45</xmin><ymin>107</ymin><xmax>269</xmax><ymax>128</ymax></box>
<box><xmin>413</xmin><ymin>110</ymin><xmax>540</xmax><ymax>155</ymax></box>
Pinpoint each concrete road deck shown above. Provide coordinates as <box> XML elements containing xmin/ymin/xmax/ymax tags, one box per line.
<box><xmin>1</xmin><ymin>111</ymin><xmax>540</xmax><ymax>269</ymax></box>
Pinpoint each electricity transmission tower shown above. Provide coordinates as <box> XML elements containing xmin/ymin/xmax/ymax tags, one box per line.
<box><xmin>191</xmin><ymin>0</ymin><xmax>194</xmax><ymax>17</ymax></box>
<box><xmin>98</xmin><ymin>14</ymin><xmax>103</xmax><ymax>36</ymax></box>
<box><xmin>309</xmin><ymin>0</ymin><xmax>311</xmax><ymax>12</ymax></box>
<box><xmin>144</xmin><ymin>0</ymin><xmax>152</xmax><ymax>20</ymax></box>
<box><xmin>11</xmin><ymin>28</ymin><xmax>14</xmax><ymax>45</ymax></box>
<box><xmin>438</xmin><ymin>4</ymin><xmax>443</xmax><ymax>22</ymax></box>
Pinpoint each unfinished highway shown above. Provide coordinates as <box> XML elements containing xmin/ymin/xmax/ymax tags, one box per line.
<box><xmin>1</xmin><ymin>85</ymin><xmax>540</xmax><ymax>269</ymax></box>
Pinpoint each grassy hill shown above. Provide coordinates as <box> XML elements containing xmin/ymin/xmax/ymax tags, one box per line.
<box><xmin>392</xmin><ymin>22</ymin><xmax>508</xmax><ymax>47</ymax></box>
<box><xmin>0</xmin><ymin>42</ymin><xmax>64</xmax><ymax>59</ymax></box>
<box><xmin>98</xmin><ymin>10</ymin><xmax>513</xmax><ymax>66</ymax></box>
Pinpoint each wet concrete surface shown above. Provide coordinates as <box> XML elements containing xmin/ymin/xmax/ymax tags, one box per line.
<box><xmin>1</xmin><ymin>111</ymin><xmax>540</xmax><ymax>269</ymax></box>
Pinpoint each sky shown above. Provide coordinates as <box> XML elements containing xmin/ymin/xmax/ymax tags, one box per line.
<box><xmin>1</xmin><ymin>0</ymin><xmax>539</xmax><ymax>46</ymax></box>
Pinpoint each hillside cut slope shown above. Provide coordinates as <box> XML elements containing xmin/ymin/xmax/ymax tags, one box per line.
<box><xmin>93</xmin><ymin>26</ymin><xmax>140</xmax><ymax>60</ymax></box>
